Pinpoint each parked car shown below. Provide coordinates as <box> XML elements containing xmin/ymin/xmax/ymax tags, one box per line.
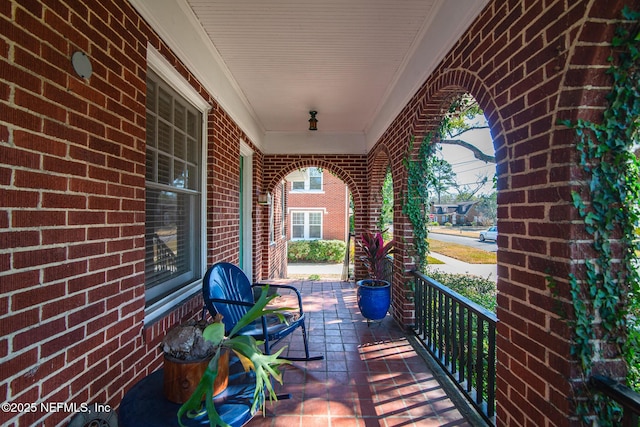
<box><xmin>479</xmin><ymin>226</ymin><xmax>497</xmax><ymax>242</ymax></box>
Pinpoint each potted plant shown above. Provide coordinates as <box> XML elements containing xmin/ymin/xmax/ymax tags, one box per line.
<box><xmin>162</xmin><ymin>317</ymin><xmax>229</xmax><ymax>404</ymax></box>
<box><xmin>170</xmin><ymin>286</ymin><xmax>290</xmax><ymax>427</ymax></box>
<box><xmin>356</xmin><ymin>229</ymin><xmax>396</xmax><ymax>321</ymax></box>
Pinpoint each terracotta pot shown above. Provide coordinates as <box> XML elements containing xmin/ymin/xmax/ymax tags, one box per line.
<box><xmin>163</xmin><ymin>350</ymin><xmax>229</xmax><ymax>404</ymax></box>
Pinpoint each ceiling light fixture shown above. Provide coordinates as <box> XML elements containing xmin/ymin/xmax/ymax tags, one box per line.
<box><xmin>308</xmin><ymin>111</ymin><xmax>318</xmax><ymax>131</ymax></box>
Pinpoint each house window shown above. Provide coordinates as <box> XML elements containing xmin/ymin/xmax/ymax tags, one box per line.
<box><xmin>291</xmin><ymin>211</ymin><xmax>322</xmax><ymax>240</ymax></box>
<box><xmin>291</xmin><ymin>167</ymin><xmax>323</xmax><ymax>191</ymax></box>
<box><xmin>145</xmin><ymin>69</ymin><xmax>202</xmax><ymax>306</ymax></box>
<box><xmin>281</xmin><ymin>182</ymin><xmax>286</xmax><ymax>238</ymax></box>
<box><xmin>269</xmin><ymin>199</ymin><xmax>275</xmax><ymax>244</ymax></box>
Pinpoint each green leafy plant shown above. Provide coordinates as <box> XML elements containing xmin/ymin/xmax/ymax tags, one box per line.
<box><xmin>287</xmin><ymin>240</ymin><xmax>346</xmax><ymax>263</ymax></box>
<box><xmin>424</xmin><ymin>270</ymin><xmax>496</xmax><ymax>312</ymax></box>
<box><xmin>358</xmin><ymin>229</ymin><xmax>396</xmax><ymax>282</ymax></box>
<box><xmin>402</xmin><ymin>135</ymin><xmax>437</xmax><ymax>271</ymax></box>
<box><xmin>561</xmin><ymin>6</ymin><xmax>640</xmax><ymax>423</ymax></box>
<box><xmin>177</xmin><ymin>287</ymin><xmax>290</xmax><ymax>427</ymax></box>
<box><xmin>402</xmin><ymin>95</ymin><xmax>477</xmax><ymax>271</ymax></box>
<box><xmin>377</xmin><ymin>167</ymin><xmax>394</xmax><ymax>235</ymax></box>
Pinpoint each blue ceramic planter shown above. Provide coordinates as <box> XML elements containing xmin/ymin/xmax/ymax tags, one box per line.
<box><xmin>356</xmin><ymin>279</ymin><xmax>391</xmax><ymax>321</ymax></box>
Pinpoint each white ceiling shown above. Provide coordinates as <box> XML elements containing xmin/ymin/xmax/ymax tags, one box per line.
<box><xmin>130</xmin><ymin>0</ymin><xmax>489</xmax><ymax>154</ymax></box>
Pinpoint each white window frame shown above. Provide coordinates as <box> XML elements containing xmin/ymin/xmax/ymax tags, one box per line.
<box><xmin>280</xmin><ymin>181</ymin><xmax>286</xmax><ymax>238</ymax></box>
<box><xmin>144</xmin><ymin>47</ymin><xmax>210</xmax><ymax>325</ymax></box>
<box><xmin>290</xmin><ymin>210</ymin><xmax>324</xmax><ymax>240</ymax></box>
<box><xmin>290</xmin><ymin>167</ymin><xmax>323</xmax><ymax>192</ymax></box>
<box><xmin>269</xmin><ymin>200</ymin><xmax>275</xmax><ymax>244</ymax></box>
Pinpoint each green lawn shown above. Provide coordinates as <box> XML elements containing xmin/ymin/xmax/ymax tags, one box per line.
<box><xmin>428</xmin><ymin>239</ymin><xmax>497</xmax><ymax>264</ymax></box>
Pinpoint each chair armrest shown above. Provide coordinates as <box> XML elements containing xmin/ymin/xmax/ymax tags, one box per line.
<box><xmin>202</xmin><ymin>298</ymin><xmax>255</xmax><ymax>323</ymax></box>
<box><xmin>208</xmin><ymin>298</ymin><xmax>254</xmax><ymax>308</ymax></box>
<box><xmin>252</xmin><ymin>283</ymin><xmax>304</xmax><ymax>314</ymax></box>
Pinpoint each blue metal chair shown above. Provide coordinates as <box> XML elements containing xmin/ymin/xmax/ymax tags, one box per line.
<box><xmin>202</xmin><ymin>262</ymin><xmax>323</xmax><ymax>361</ymax></box>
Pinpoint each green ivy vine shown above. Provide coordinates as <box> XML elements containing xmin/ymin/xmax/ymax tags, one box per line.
<box><xmin>402</xmin><ymin>96</ymin><xmax>474</xmax><ymax>271</ymax></box>
<box><xmin>562</xmin><ymin>6</ymin><xmax>640</xmax><ymax>423</ymax></box>
<box><xmin>402</xmin><ymin>134</ymin><xmax>436</xmax><ymax>272</ymax></box>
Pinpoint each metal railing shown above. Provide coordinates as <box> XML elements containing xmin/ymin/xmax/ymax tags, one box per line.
<box><xmin>590</xmin><ymin>375</ymin><xmax>640</xmax><ymax>426</ymax></box>
<box><xmin>152</xmin><ymin>233</ymin><xmax>177</xmax><ymax>273</ymax></box>
<box><xmin>411</xmin><ymin>271</ymin><xmax>498</xmax><ymax>424</ymax></box>
<box><xmin>381</xmin><ymin>255</ymin><xmax>393</xmax><ymax>284</ymax></box>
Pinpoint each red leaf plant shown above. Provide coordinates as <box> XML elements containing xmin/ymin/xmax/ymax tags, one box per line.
<box><xmin>358</xmin><ymin>230</ymin><xmax>396</xmax><ymax>283</ymax></box>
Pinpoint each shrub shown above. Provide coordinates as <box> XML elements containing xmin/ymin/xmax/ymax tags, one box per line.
<box><xmin>425</xmin><ymin>269</ymin><xmax>496</xmax><ymax>312</ymax></box>
<box><xmin>288</xmin><ymin>240</ymin><xmax>346</xmax><ymax>263</ymax></box>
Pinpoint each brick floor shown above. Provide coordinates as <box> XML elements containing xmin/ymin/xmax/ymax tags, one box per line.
<box><xmin>246</xmin><ymin>280</ymin><xmax>474</xmax><ymax>427</ymax></box>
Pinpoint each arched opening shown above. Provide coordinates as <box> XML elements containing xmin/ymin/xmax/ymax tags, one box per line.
<box><xmin>425</xmin><ymin>93</ymin><xmax>498</xmax><ymax>296</ymax></box>
<box><xmin>262</xmin><ymin>159</ymin><xmax>363</xmax><ymax>283</ymax></box>
<box><xmin>396</xmin><ymin>86</ymin><xmax>503</xmax><ymax>423</ymax></box>
<box><xmin>284</xmin><ymin>165</ymin><xmax>352</xmax><ymax>280</ymax></box>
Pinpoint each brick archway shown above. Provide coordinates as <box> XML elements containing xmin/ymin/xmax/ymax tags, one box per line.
<box><xmin>264</xmin><ymin>158</ymin><xmax>364</xmax><ymax>207</ymax></box>
<box><xmin>367</xmin><ymin>1</ymin><xmax>637</xmax><ymax>424</ymax></box>
<box><xmin>262</xmin><ymin>154</ymin><xmax>369</xmax><ymax>280</ymax></box>
<box><xmin>377</xmin><ymin>74</ymin><xmax>505</xmax><ymax>328</ymax></box>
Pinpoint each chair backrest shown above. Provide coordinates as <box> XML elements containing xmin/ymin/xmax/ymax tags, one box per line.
<box><xmin>202</xmin><ymin>262</ymin><xmax>254</xmax><ymax>333</ymax></box>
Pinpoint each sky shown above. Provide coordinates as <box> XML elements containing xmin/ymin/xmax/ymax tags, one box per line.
<box><xmin>436</xmin><ymin>115</ymin><xmax>496</xmax><ymax>196</ymax></box>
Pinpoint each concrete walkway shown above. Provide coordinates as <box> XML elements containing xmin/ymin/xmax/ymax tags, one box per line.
<box><xmin>427</xmin><ymin>252</ymin><xmax>497</xmax><ymax>282</ymax></box>
<box><xmin>287</xmin><ymin>262</ymin><xmax>343</xmax><ymax>278</ymax></box>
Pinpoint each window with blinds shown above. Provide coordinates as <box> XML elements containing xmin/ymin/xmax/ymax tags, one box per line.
<box><xmin>144</xmin><ymin>70</ymin><xmax>202</xmax><ymax>305</ymax></box>
<box><xmin>281</xmin><ymin>182</ymin><xmax>286</xmax><ymax>238</ymax></box>
<box><xmin>291</xmin><ymin>212</ymin><xmax>305</xmax><ymax>239</ymax></box>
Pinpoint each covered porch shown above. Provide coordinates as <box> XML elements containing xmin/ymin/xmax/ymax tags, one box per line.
<box><xmin>2</xmin><ymin>0</ymin><xmax>639</xmax><ymax>426</ymax></box>
<box><xmin>249</xmin><ymin>279</ymin><xmax>478</xmax><ymax>427</ymax></box>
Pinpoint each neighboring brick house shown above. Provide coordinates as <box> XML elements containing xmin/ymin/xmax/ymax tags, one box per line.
<box><xmin>285</xmin><ymin>167</ymin><xmax>350</xmax><ymax>242</ymax></box>
<box><xmin>430</xmin><ymin>201</ymin><xmax>483</xmax><ymax>225</ymax></box>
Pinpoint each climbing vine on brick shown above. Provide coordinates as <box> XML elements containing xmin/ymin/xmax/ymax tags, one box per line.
<box><xmin>403</xmin><ymin>95</ymin><xmax>474</xmax><ymax>271</ymax></box>
<box><xmin>402</xmin><ymin>134</ymin><xmax>436</xmax><ymax>272</ymax></box>
<box><xmin>563</xmin><ymin>6</ymin><xmax>640</xmax><ymax>423</ymax></box>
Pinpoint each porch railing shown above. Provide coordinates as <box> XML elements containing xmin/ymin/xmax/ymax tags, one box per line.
<box><xmin>411</xmin><ymin>270</ymin><xmax>497</xmax><ymax>425</ymax></box>
<box><xmin>381</xmin><ymin>255</ymin><xmax>393</xmax><ymax>284</ymax></box>
<box><xmin>590</xmin><ymin>375</ymin><xmax>640</xmax><ymax>426</ymax></box>
<box><xmin>152</xmin><ymin>233</ymin><xmax>177</xmax><ymax>273</ymax></box>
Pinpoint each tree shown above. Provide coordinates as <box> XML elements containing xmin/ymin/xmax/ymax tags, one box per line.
<box><xmin>475</xmin><ymin>192</ymin><xmax>497</xmax><ymax>224</ymax></box>
<box><xmin>429</xmin><ymin>157</ymin><xmax>457</xmax><ymax>204</ymax></box>
<box><xmin>437</xmin><ymin>94</ymin><xmax>495</xmax><ymax>164</ymax></box>
<box><xmin>453</xmin><ymin>172</ymin><xmax>490</xmax><ymax>199</ymax></box>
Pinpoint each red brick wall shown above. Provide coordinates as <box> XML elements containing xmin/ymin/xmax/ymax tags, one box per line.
<box><xmin>0</xmin><ymin>1</ymin><xmax>267</xmax><ymax>426</ymax></box>
<box><xmin>365</xmin><ymin>1</ymin><xmax>639</xmax><ymax>426</ymax></box>
<box><xmin>209</xmin><ymin>106</ymin><xmax>263</xmax><ymax>268</ymax></box>
<box><xmin>286</xmin><ymin>170</ymin><xmax>349</xmax><ymax>242</ymax></box>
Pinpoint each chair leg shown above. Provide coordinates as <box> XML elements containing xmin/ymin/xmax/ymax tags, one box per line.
<box><xmin>263</xmin><ymin>334</ymin><xmax>271</xmax><ymax>355</ymax></box>
<box><xmin>282</xmin><ymin>322</ymin><xmax>323</xmax><ymax>362</ymax></box>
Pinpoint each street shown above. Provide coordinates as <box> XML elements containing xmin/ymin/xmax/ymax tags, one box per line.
<box><xmin>428</xmin><ymin>230</ymin><xmax>497</xmax><ymax>252</ymax></box>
